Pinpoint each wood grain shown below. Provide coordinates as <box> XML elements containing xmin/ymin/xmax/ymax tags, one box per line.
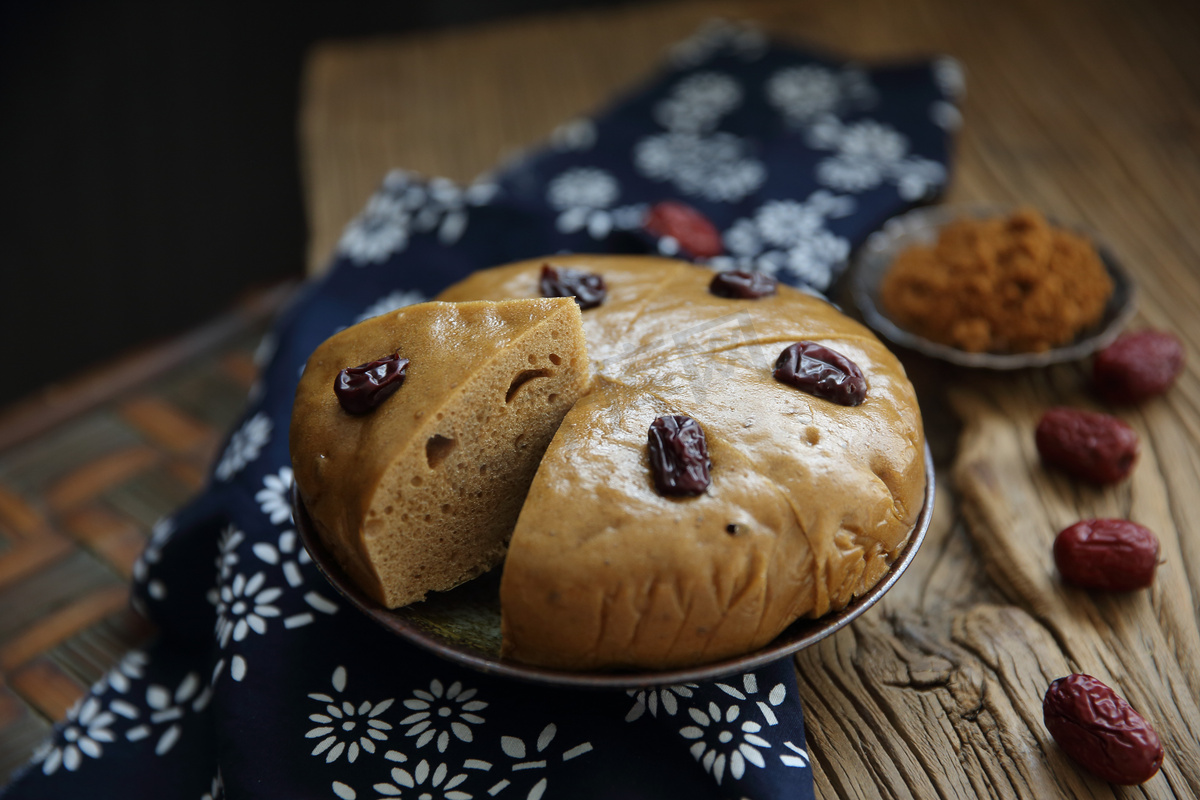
<box><xmin>300</xmin><ymin>0</ymin><xmax>1200</xmax><ymax>795</ymax></box>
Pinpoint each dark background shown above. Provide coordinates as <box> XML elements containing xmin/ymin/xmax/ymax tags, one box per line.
<box><xmin>0</xmin><ymin>0</ymin><xmax>631</xmax><ymax>411</ymax></box>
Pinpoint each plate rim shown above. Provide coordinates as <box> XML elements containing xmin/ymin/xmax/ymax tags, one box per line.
<box><xmin>850</xmin><ymin>205</ymin><xmax>1138</xmax><ymax>370</ymax></box>
<box><xmin>294</xmin><ymin>443</ymin><xmax>936</xmax><ymax>689</ymax></box>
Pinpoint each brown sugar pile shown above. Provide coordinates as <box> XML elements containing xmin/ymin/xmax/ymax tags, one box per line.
<box><xmin>879</xmin><ymin>208</ymin><xmax>1113</xmax><ymax>353</ymax></box>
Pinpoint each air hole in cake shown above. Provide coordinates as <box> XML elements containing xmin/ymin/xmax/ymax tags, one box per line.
<box><xmin>441</xmin><ymin>504</ymin><xmax>451</xmax><ymax>513</ymax></box>
<box><xmin>384</xmin><ymin>506</ymin><xmax>394</xmax><ymax>515</ymax></box>
<box><xmin>425</xmin><ymin>435</ymin><xmax>457</xmax><ymax>469</ymax></box>
<box><xmin>436</xmin><ymin>412</ymin><xmax>444</xmax><ymax>421</ymax></box>
<box><xmin>548</xmin><ymin>353</ymin><xmax>562</xmax><ymax>365</ymax></box>
<box><xmin>806</xmin><ymin>426</ymin><xmax>821</xmax><ymax>445</ymax></box>
<box><xmin>505</xmin><ymin>369</ymin><xmax>552</xmax><ymax>403</ymax></box>
<box><xmin>515</xmin><ymin>433</ymin><xmax>526</xmax><ymax>449</ymax></box>
<box><xmin>411</xmin><ymin>476</ymin><xmax>423</xmax><ymax>487</ymax></box>
<box><xmin>726</xmin><ymin>523</ymin><xmax>740</xmax><ymax>535</ymax></box>
<box><xmin>547</xmin><ymin>393</ymin><xmax>559</xmax><ymax>404</ymax></box>
<box><xmin>528</xmin><ymin>354</ymin><xmax>538</xmax><ymax>364</ymax></box>
<box><xmin>479</xmin><ymin>464</ymin><xmax>488</xmax><ymax>474</ymax></box>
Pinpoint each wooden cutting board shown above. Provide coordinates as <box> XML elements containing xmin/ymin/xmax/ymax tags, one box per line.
<box><xmin>297</xmin><ymin>0</ymin><xmax>1200</xmax><ymax>796</ymax></box>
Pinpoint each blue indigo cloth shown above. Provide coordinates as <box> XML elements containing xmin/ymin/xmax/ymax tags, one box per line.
<box><xmin>2</xmin><ymin>20</ymin><xmax>961</xmax><ymax>800</ymax></box>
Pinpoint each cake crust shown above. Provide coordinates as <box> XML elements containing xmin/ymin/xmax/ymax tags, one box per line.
<box><xmin>438</xmin><ymin>256</ymin><xmax>926</xmax><ymax>669</ymax></box>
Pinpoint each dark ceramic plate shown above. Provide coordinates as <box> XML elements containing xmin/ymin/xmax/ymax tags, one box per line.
<box><xmin>851</xmin><ymin>206</ymin><xmax>1138</xmax><ymax>369</ymax></box>
<box><xmin>294</xmin><ymin>445</ymin><xmax>934</xmax><ymax>689</ymax></box>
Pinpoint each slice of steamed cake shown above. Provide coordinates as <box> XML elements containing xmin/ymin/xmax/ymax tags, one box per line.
<box><xmin>290</xmin><ymin>298</ymin><xmax>589</xmax><ymax>608</ymax></box>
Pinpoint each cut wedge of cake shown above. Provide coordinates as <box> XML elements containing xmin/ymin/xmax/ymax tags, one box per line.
<box><xmin>290</xmin><ymin>298</ymin><xmax>589</xmax><ymax>608</ymax></box>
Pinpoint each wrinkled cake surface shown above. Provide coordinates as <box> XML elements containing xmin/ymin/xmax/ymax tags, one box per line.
<box><xmin>437</xmin><ymin>255</ymin><xmax>926</xmax><ymax>670</ymax></box>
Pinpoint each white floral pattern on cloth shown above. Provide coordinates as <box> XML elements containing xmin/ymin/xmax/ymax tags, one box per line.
<box><xmin>549</xmin><ymin>118</ymin><xmax>598</xmax><ymax>152</ymax></box>
<box><xmin>252</xmin><ymin>528</ymin><xmax>340</xmax><ymax>628</ymax></box>
<box><xmin>205</xmin><ymin>527</ymin><xmax>339</xmax><ymax>683</ymax></box>
<box><xmin>488</xmin><ymin>722</ymin><xmax>594</xmax><ymax>799</ymax></box>
<box><xmin>211</xmin><ymin>570</ymin><xmax>282</xmax><ymax>649</ymax></box>
<box><xmin>806</xmin><ymin>117</ymin><xmax>946</xmax><ymax>200</ymax></box>
<box><xmin>930</xmin><ymin>56</ymin><xmax>966</xmax><ymax>130</ymax></box>
<box><xmin>31</xmin><ymin>696</ymin><xmax>117</xmax><ymax>775</ymax></box>
<box><xmin>24</xmin><ymin>648</ymin><xmax>221</xmax><ymax>783</ymax></box>
<box><xmin>679</xmin><ymin>699</ymin><xmax>772</xmax><ymax>785</ymax></box>
<box><xmin>765</xmin><ymin>64</ymin><xmax>878</xmax><ymax>128</ymax></box>
<box><xmin>544</xmin><ymin>167</ymin><xmax>647</xmax><ymax>240</ymax></box>
<box><xmin>714</xmin><ymin>672</ymin><xmax>788</xmax><ymax>728</ymax></box>
<box><xmin>306</xmin><ymin>667</ymin><xmax>396</xmax><ymax>765</ymax></box>
<box><xmin>624</xmin><ymin>683</ymin><xmax>699</xmax><ymax>722</ymax></box>
<box><xmin>214</xmin><ymin>524</ymin><xmax>244</xmax><ymax>582</ymax></box>
<box><xmin>214</xmin><ymin>412</ymin><xmax>272</xmax><ymax>481</ymax></box>
<box><xmin>256</xmin><ymin>466</ymin><xmax>294</xmax><ymax>525</ymax></box>
<box><xmin>371</xmin><ymin>758</ymin><xmax>480</xmax><ymax>800</ymax></box>
<box><xmin>311</xmin><ymin>670</ymin><xmax>593</xmax><ymax>800</ymax></box>
<box><xmin>124</xmin><ymin>671</ymin><xmax>212</xmax><ymax>757</ymax></box>
<box><xmin>621</xmin><ymin>672</ymin><xmax>810</xmax><ymax>791</ymax></box>
<box><xmin>338</xmin><ymin>170</ymin><xmax>500</xmax><ymax>266</ymax></box>
<box><xmin>667</xmin><ymin>18</ymin><xmax>767</xmax><ymax>68</ymax></box>
<box><xmin>933</xmin><ymin>55</ymin><xmax>966</xmax><ymax>101</ymax></box>
<box><xmin>634</xmin><ymin>71</ymin><xmax>766</xmax><ymax>203</ymax></box>
<box><xmin>400</xmin><ymin>679</ymin><xmax>488</xmax><ymax>753</ymax></box>
<box><xmin>246</xmin><ymin>331</ymin><xmax>280</xmax><ymax>404</ymax></box>
<box><xmin>654</xmin><ymin>72</ymin><xmax>743</xmax><ymax>133</ymax></box>
<box><xmin>709</xmin><ymin>190</ymin><xmax>856</xmax><ymax>290</ymax></box>
<box><xmin>131</xmin><ymin>516</ymin><xmax>175</xmax><ymax>609</ymax></box>
<box><xmin>101</xmin><ymin>650</ymin><xmax>148</xmax><ymax>695</ymax></box>
<box><xmin>635</xmin><ymin>131</ymin><xmax>766</xmax><ymax>204</ymax></box>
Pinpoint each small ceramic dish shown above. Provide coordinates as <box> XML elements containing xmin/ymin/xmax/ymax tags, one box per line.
<box><xmin>851</xmin><ymin>206</ymin><xmax>1137</xmax><ymax>369</ymax></box>
<box><xmin>293</xmin><ymin>445</ymin><xmax>935</xmax><ymax>690</ymax></box>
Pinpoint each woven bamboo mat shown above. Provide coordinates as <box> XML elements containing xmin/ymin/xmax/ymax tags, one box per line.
<box><xmin>0</xmin><ymin>284</ymin><xmax>294</xmax><ymax>783</ymax></box>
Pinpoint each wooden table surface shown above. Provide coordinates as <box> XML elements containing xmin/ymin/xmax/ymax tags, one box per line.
<box><xmin>301</xmin><ymin>1</ymin><xmax>1200</xmax><ymax>797</ymax></box>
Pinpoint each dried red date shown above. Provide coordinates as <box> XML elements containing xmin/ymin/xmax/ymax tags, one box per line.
<box><xmin>1093</xmin><ymin>329</ymin><xmax>1185</xmax><ymax>405</ymax></box>
<box><xmin>334</xmin><ymin>353</ymin><xmax>409</xmax><ymax>414</ymax></box>
<box><xmin>709</xmin><ymin>270</ymin><xmax>778</xmax><ymax>299</ymax></box>
<box><xmin>774</xmin><ymin>342</ymin><xmax>867</xmax><ymax>406</ymax></box>
<box><xmin>1035</xmin><ymin>407</ymin><xmax>1139</xmax><ymax>485</ymax></box>
<box><xmin>539</xmin><ymin>264</ymin><xmax>607</xmax><ymax>309</ymax></box>
<box><xmin>643</xmin><ymin>201</ymin><xmax>723</xmax><ymax>258</ymax></box>
<box><xmin>1053</xmin><ymin>519</ymin><xmax>1159</xmax><ymax>591</ymax></box>
<box><xmin>647</xmin><ymin>415</ymin><xmax>711</xmax><ymax>496</ymax></box>
<box><xmin>1044</xmin><ymin>673</ymin><xmax>1164</xmax><ymax>785</ymax></box>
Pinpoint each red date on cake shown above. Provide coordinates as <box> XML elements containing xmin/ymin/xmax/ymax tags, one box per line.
<box><xmin>1043</xmin><ymin>673</ymin><xmax>1164</xmax><ymax>785</ymax></box>
<box><xmin>1093</xmin><ymin>329</ymin><xmax>1185</xmax><ymax>405</ymax></box>
<box><xmin>643</xmin><ymin>201</ymin><xmax>723</xmax><ymax>258</ymax></box>
<box><xmin>774</xmin><ymin>342</ymin><xmax>867</xmax><ymax>406</ymax></box>
<box><xmin>647</xmin><ymin>415</ymin><xmax>712</xmax><ymax>497</ymax></box>
<box><xmin>1053</xmin><ymin>519</ymin><xmax>1159</xmax><ymax>591</ymax></box>
<box><xmin>334</xmin><ymin>353</ymin><xmax>409</xmax><ymax>414</ymax></box>
<box><xmin>539</xmin><ymin>264</ymin><xmax>607</xmax><ymax>309</ymax></box>
<box><xmin>1035</xmin><ymin>407</ymin><xmax>1139</xmax><ymax>484</ymax></box>
<box><xmin>709</xmin><ymin>270</ymin><xmax>778</xmax><ymax>299</ymax></box>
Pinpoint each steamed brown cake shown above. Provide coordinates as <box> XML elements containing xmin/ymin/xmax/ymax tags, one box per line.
<box><xmin>437</xmin><ymin>255</ymin><xmax>926</xmax><ymax>670</ymax></box>
<box><xmin>290</xmin><ymin>297</ymin><xmax>589</xmax><ymax>608</ymax></box>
